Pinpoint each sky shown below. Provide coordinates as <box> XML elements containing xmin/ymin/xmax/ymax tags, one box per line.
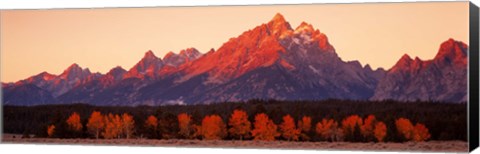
<box><xmin>0</xmin><ymin>1</ymin><xmax>469</xmax><ymax>83</ymax></box>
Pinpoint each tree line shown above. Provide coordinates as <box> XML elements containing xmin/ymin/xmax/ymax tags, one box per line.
<box><xmin>3</xmin><ymin>99</ymin><xmax>466</xmax><ymax>142</ymax></box>
<box><xmin>47</xmin><ymin>109</ymin><xmax>431</xmax><ymax>143</ymax></box>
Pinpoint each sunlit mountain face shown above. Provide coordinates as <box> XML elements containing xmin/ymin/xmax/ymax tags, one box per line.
<box><xmin>1</xmin><ymin>14</ymin><xmax>467</xmax><ymax>106</ymax></box>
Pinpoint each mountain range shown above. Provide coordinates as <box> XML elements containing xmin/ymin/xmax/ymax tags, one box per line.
<box><xmin>1</xmin><ymin>13</ymin><xmax>468</xmax><ymax>106</ymax></box>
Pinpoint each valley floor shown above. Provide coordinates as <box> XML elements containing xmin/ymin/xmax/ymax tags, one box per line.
<box><xmin>1</xmin><ymin>134</ymin><xmax>467</xmax><ymax>152</ymax></box>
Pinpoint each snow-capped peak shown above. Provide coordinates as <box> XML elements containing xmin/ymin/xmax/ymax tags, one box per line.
<box><xmin>163</xmin><ymin>48</ymin><xmax>203</xmax><ymax>67</ymax></box>
<box><xmin>294</xmin><ymin>22</ymin><xmax>315</xmax><ymax>34</ymax></box>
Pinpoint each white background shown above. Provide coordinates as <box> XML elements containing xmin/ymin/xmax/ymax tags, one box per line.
<box><xmin>0</xmin><ymin>0</ymin><xmax>479</xmax><ymax>154</ymax></box>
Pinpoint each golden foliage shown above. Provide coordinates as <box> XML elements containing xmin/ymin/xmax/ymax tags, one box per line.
<box><xmin>47</xmin><ymin>124</ymin><xmax>55</xmax><ymax>138</ymax></box>
<box><xmin>297</xmin><ymin>116</ymin><xmax>312</xmax><ymax>141</ymax></box>
<box><xmin>54</xmin><ymin>110</ymin><xmax>433</xmax><ymax>143</ymax></box>
<box><xmin>144</xmin><ymin>115</ymin><xmax>158</xmax><ymax>130</ymax></box>
<box><xmin>395</xmin><ymin>118</ymin><xmax>430</xmax><ymax>142</ymax></box>
<box><xmin>66</xmin><ymin>112</ymin><xmax>83</xmax><ymax>132</ymax></box>
<box><xmin>360</xmin><ymin>115</ymin><xmax>376</xmax><ymax>140</ymax></box>
<box><xmin>374</xmin><ymin>121</ymin><xmax>387</xmax><ymax>142</ymax></box>
<box><xmin>279</xmin><ymin>114</ymin><xmax>300</xmax><ymax>141</ymax></box>
<box><xmin>412</xmin><ymin>123</ymin><xmax>431</xmax><ymax>142</ymax></box>
<box><xmin>144</xmin><ymin>115</ymin><xmax>158</xmax><ymax>139</ymax></box>
<box><xmin>315</xmin><ymin>118</ymin><xmax>343</xmax><ymax>141</ymax></box>
<box><xmin>86</xmin><ymin>111</ymin><xmax>105</xmax><ymax>139</ymax></box>
<box><xmin>121</xmin><ymin>113</ymin><xmax>135</xmax><ymax>139</ymax></box>
<box><xmin>102</xmin><ymin>113</ymin><xmax>135</xmax><ymax>139</ymax></box>
<box><xmin>192</xmin><ymin>124</ymin><xmax>202</xmax><ymax>139</ymax></box>
<box><xmin>103</xmin><ymin>113</ymin><xmax>122</xmax><ymax>139</ymax></box>
<box><xmin>395</xmin><ymin>118</ymin><xmax>414</xmax><ymax>140</ymax></box>
<box><xmin>228</xmin><ymin>109</ymin><xmax>251</xmax><ymax>140</ymax></box>
<box><xmin>251</xmin><ymin>113</ymin><xmax>280</xmax><ymax>141</ymax></box>
<box><xmin>200</xmin><ymin>114</ymin><xmax>227</xmax><ymax>140</ymax></box>
<box><xmin>342</xmin><ymin>115</ymin><xmax>363</xmax><ymax>136</ymax></box>
<box><xmin>178</xmin><ymin>113</ymin><xmax>195</xmax><ymax>139</ymax></box>
<box><xmin>297</xmin><ymin>116</ymin><xmax>312</xmax><ymax>133</ymax></box>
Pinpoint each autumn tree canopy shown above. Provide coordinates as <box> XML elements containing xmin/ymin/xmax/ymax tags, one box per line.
<box><xmin>145</xmin><ymin>115</ymin><xmax>158</xmax><ymax>129</ymax></box>
<box><xmin>342</xmin><ymin>115</ymin><xmax>363</xmax><ymax>141</ymax></box>
<box><xmin>143</xmin><ymin>115</ymin><xmax>158</xmax><ymax>138</ymax></box>
<box><xmin>279</xmin><ymin>114</ymin><xmax>300</xmax><ymax>141</ymax></box>
<box><xmin>395</xmin><ymin>118</ymin><xmax>431</xmax><ymax>142</ymax></box>
<box><xmin>66</xmin><ymin>112</ymin><xmax>83</xmax><ymax>132</ymax></box>
<box><xmin>178</xmin><ymin>113</ymin><xmax>195</xmax><ymax>139</ymax></box>
<box><xmin>121</xmin><ymin>113</ymin><xmax>135</xmax><ymax>139</ymax></box>
<box><xmin>37</xmin><ymin>104</ymin><xmax>437</xmax><ymax>143</ymax></box>
<box><xmin>361</xmin><ymin>115</ymin><xmax>376</xmax><ymax>141</ymax></box>
<box><xmin>412</xmin><ymin>123</ymin><xmax>431</xmax><ymax>142</ymax></box>
<box><xmin>315</xmin><ymin>118</ymin><xmax>343</xmax><ymax>141</ymax></box>
<box><xmin>251</xmin><ymin>113</ymin><xmax>279</xmax><ymax>141</ymax></box>
<box><xmin>395</xmin><ymin>118</ymin><xmax>414</xmax><ymax>141</ymax></box>
<box><xmin>101</xmin><ymin>113</ymin><xmax>135</xmax><ymax>139</ymax></box>
<box><xmin>144</xmin><ymin>115</ymin><xmax>158</xmax><ymax>139</ymax></box>
<box><xmin>374</xmin><ymin>121</ymin><xmax>387</xmax><ymax>142</ymax></box>
<box><xmin>297</xmin><ymin>116</ymin><xmax>312</xmax><ymax>141</ymax></box>
<box><xmin>298</xmin><ymin>116</ymin><xmax>312</xmax><ymax>133</ymax></box>
<box><xmin>200</xmin><ymin>114</ymin><xmax>227</xmax><ymax>140</ymax></box>
<box><xmin>86</xmin><ymin>111</ymin><xmax>105</xmax><ymax>139</ymax></box>
<box><xmin>103</xmin><ymin>113</ymin><xmax>122</xmax><ymax>139</ymax></box>
<box><xmin>47</xmin><ymin>124</ymin><xmax>55</xmax><ymax>138</ymax></box>
<box><xmin>192</xmin><ymin>124</ymin><xmax>202</xmax><ymax>139</ymax></box>
<box><xmin>342</xmin><ymin>115</ymin><xmax>363</xmax><ymax>134</ymax></box>
<box><xmin>228</xmin><ymin>109</ymin><xmax>251</xmax><ymax>140</ymax></box>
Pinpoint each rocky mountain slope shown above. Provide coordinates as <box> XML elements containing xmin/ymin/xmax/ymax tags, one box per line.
<box><xmin>2</xmin><ymin>14</ymin><xmax>467</xmax><ymax>106</ymax></box>
<box><xmin>371</xmin><ymin>39</ymin><xmax>468</xmax><ymax>102</ymax></box>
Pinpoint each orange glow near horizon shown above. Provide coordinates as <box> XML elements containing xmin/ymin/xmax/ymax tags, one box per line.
<box><xmin>0</xmin><ymin>2</ymin><xmax>469</xmax><ymax>83</ymax></box>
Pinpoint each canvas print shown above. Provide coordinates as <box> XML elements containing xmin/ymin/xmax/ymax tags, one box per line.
<box><xmin>0</xmin><ymin>1</ymin><xmax>473</xmax><ymax>152</ymax></box>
